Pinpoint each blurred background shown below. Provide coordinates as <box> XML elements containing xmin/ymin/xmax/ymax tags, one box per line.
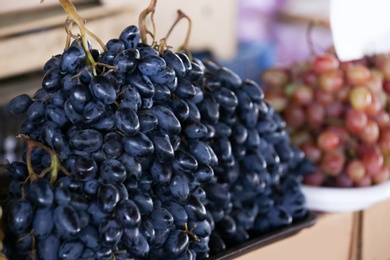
<box><xmin>0</xmin><ymin>0</ymin><xmax>333</xmax><ymax>163</ymax></box>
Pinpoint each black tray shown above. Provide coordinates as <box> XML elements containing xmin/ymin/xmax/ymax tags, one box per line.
<box><xmin>209</xmin><ymin>211</ymin><xmax>317</xmax><ymax>260</ymax></box>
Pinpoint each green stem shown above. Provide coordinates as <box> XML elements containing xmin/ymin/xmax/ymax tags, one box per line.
<box><xmin>139</xmin><ymin>0</ymin><xmax>158</xmax><ymax>44</ymax></box>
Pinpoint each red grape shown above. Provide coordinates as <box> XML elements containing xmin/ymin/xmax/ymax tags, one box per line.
<box><xmin>317</xmin><ymin>131</ymin><xmax>340</xmax><ymax>152</ymax></box>
<box><xmin>314</xmin><ymin>88</ymin><xmax>334</xmax><ymax>106</ymax></box>
<box><xmin>319</xmin><ymin>69</ymin><xmax>344</xmax><ymax>93</ymax></box>
<box><xmin>334</xmin><ymin>173</ymin><xmax>354</xmax><ymax>188</ymax></box>
<box><xmin>355</xmin><ymin>175</ymin><xmax>372</xmax><ymax>187</ymax></box>
<box><xmin>306</xmin><ymin>103</ymin><xmax>325</xmax><ymax>128</ymax></box>
<box><xmin>300</xmin><ymin>142</ymin><xmax>322</xmax><ymax>163</ymax></box>
<box><xmin>372</xmin><ymin>166</ymin><xmax>390</xmax><ymax>184</ymax></box>
<box><xmin>262</xmin><ymin>68</ymin><xmax>289</xmax><ymax>87</ymax></box>
<box><xmin>303</xmin><ymin>168</ymin><xmax>326</xmax><ymax>186</ymax></box>
<box><xmin>362</xmin><ymin>145</ymin><xmax>384</xmax><ymax>177</ymax></box>
<box><xmin>320</xmin><ymin>149</ymin><xmax>345</xmax><ymax>176</ymax></box>
<box><xmin>313</xmin><ymin>54</ymin><xmax>340</xmax><ymax>74</ymax></box>
<box><xmin>349</xmin><ymin>86</ymin><xmax>372</xmax><ymax>110</ymax></box>
<box><xmin>359</xmin><ymin>119</ymin><xmax>379</xmax><ymax>144</ymax></box>
<box><xmin>284</xmin><ymin>104</ymin><xmax>305</xmax><ymax>128</ymax></box>
<box><xmin>345</xmin><ymin>109</ymin><xmax>368</xmax><ymax>133</ymax></box>
<box><xmin>346</xmin><ymin>65</ymin><xmax>371</xmax><ymax>85</ymax></box>
<box><xmin>291</xmin><ymin>85</ymin><xmax>313</xmax><ymax>105</ymax></box>
<box><xmin>346</xmin><ymin>160</ymin><xmax>366</xmax><ymax>182</ymax></box>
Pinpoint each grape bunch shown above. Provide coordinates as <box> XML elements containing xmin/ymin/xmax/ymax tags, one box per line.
<box><xmin>1</xmin><ymin>2</ymin><xmax>314</xmax><ymax>259</ymax></box>
<box><xmin>263</xmin><ymin>52</ymin><xmax>390</xmax><ymax>187</ymax></box>
<box><xmin>192</xmin><ymin>60</ymin><xmax>314</xmax><ymax>255</ymax></box>
<box><xmin>3</xmin><ymin>23</ymin><xmax>221</xmax><ymax>258</ymax></box>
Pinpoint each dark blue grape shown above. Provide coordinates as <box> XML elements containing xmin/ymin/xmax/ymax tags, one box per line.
<box><xmin>162</xmin><ymin>50</ymin><xmax>186</xmax><ymax>77</ymax></box>
<box><xmin>72</xmin><ymin>158</ymin><xmax>98</xmax><ymax>181</ymax></box>
<box><xmin>150</xmin><ymin>161</ymin><xmax>173</xmax><ymax>185</ymax></box>
<box><xmin>193</xmin><ymin>164</ymin><xmax>214</xmax><ymax>184</ymax></box>
<box><xmin>69</xmin><ymin>83</ymin><xmax>91</xmax><ymax>113</ymax></box>
<box><xmin>152</xmin><ymin>228</ymin><xmax>171</xmax><ymax>248</ymax></box>
<box><xmin>187</xmin><ymin>60</ymin><xmax>205</xmax><ymax>82</ymax></box>
<box><xmin>149</xmin><ymin>64</ymin><xmax>176</xmax><ymax>84</ymax></box>
<box><xmin>32</xmin><ymin>207</ymin><xmax>52</xmax><ymax>238</ymax></box>
<box><xmin>129</xmin><ymin>189</ymin><xmax>153</xmax><ymax>216</ymax></box>
<box><xmin>99</xmin><ymin>159</ymin><xmax>126</xmax><ymax>184</ymax></box>
<box><xmin>212</xmin><ymin>86</ymin><xmax>238</xmax><ymax>112</ymax></box>
<box><xmin>138</xmin><ymin>111</ymin><xmax>158</xmax><ymax>133</ymax></box>
<box><xmin>89</xmin><ymin>75</ymin><xmax>116</xmax><ymax>105</ymax></box>
<box><xmin>7</xmin><ymin>199</ymin><xmax>33</xmax><ymax>234</ymax></box>
<box><xmin>163</xmin><ymin>201</ymin><xmax>188</xmax><ymax>226</ymax></box>
<box><xmin>129</xmin><ymin>233</ymin><xmax>150</xmax><ymax>258</ymax></box>
<box><xmin>189</xmin><ymin>140</ymin><xmax>218</xmax><ymax>167</ymax></box>
<box><xmin>149</xmin><ymin>131</ymin><xmax>174</xmax><ymax>163</ymax></box>
<box><xmin>113</xmin><ymin>48</ymin><xmax>140</xmax><ymax>74</ymax></box>
<box><xmin>46</xmin><ymin>104</ymin><xmax>68</xmax><ymax>127</ymax></box>
<box><xmin>87</xmin><ymin>202</ymin><xmax>108</xmax><ymax>226</ymax></box>
<box><xmin>44</xmin><ymin>54</ymin><xmax>61</xmax><ymax>72</ymax></box>
<box><xmin>215</xmin><ymin>67</ymin><xmax>242</xmax><ymax>89</ymax></box>
<box><xmin>59</xmin><ymin>240</ymin><xmax>84</xmax><ymax>260</ymax></box>
<box><xmin>64</xmin><ymin>99</ymin><xmax>83</xmax><ymax>124</ymax></box>
<box><xmin>42</xmin><ymin>67</ymin><xmax>62</xmax><ymax>92</ymax></box>
<box><xmin>165</xmin><ymin>230</ymin><xmax>189</xmax><ymax>257</ymax></box>
<box><xmin>83</xmin><ymin>179</ymin><xmax>100</xmax><ymax>198</ymax></box>
<box><xmin>115</xmin><ymin>200</ymin><xmax>141</xmax><ymax>228</ymax></box>
<box><xmin>26</xmin><ymin>100</ymin><xmax>45</xmax><ymax>121</ymax></box>
<box><xmin>242</xmin><ymin>79</ymin><xmax>264</xmax><ymax>101</ymax></box>
<box><xmin>7</xmin><ymin>162</ymin><xmax>28</xmax><ymax>181</ymax></box>
<box><xmin>137</xmin><ymin>45</ymin><xmax>159</xmax><ymax>57</ymax></box>
<box><xmin>98</xmin><ymin>183</ymin><xmax>120</xmax><ymax>213</ymax></box>
<box><xmin>79</xmin><ymin>225</ymin><xmax>99</xmax><ymax>249</ymax></box>
<box><xmin>125</xmin><ymin>70</ymin><xmax>155</xmax><ymax>98</ymax></box>
<box><xmin>115</xmin><ymin>107</ymin><xmax>140</xmax><ymax>136</ymax></box>
<box><xmin>140</xmin><ymin>220</ymin><xmax>155</xmax><ymax>244</ymax></box>
<box><xmin>53</xmin><ymin>204</ymin><xmax>81</xmax><ymax>238</ymax></box>
<box><xmin>59</xmin><ymin>45</ymin><xmax>86</xmax><ymax>74</ymax></box>
<box><xmin>198</xmin><ymin>93</ymin><xmax>219</xmax><ymax>124</ymax></box>
<box><xmin>184</xmin><ymin>195</ymin><xmax>206</xmax><ymax>221</ymax></box>
<box><xmin>168</xmin><ymin>98</ymin><xmax>190</xmax><ymax>122</ymax></box>
<box><xmin>175</xmin><ymin>78</ymin><xmax>196</xmax><ymax>99</ymax></box>
<box><xmin>99</xmin><ymin>218</ymin><xmax>123</xmax><ymax>246</ymax></box>
<box><xmin>106</xmin><ymin>38</ymin><xmax>125</xmax><ymax>53</ymax></box>
<box><xmin>149</xmin><ymin>207</ymin><xmax>174</xmax><ymax>229</ymax></box>
<box><xmin>122</xmin><ymin>132</ymin><xmax>154</xmax><ymax>157</ymax></box>
<box><xmin>37</xmin><ymin>234</ymin><xmax>60</xmax><ymax>260</ymax></box>
<box><xmin>138</xmin><ymin>55</ymin><xmax>166</xmax><ymax>76</ymax></box>
<box><xmin>69</xmin><ymin>129</ymin><xmax>103</xmax><ymax>153</ymax></box>
<box><xmin>8</xmin><ymin>94</ymin><xmax>32</xmax><ymax>115</ymax></box>
<box><xmin>119</xmin><ymin>25</ymin><xmax>140</xmax><ymax>49</ymax></box>
<box><xmin>169</xmin><ymin>173</ymin><xmax>190</xmax><ymax>203</ymax></box>
<box><xmin>15</xmin><ymin>232</ymin><xmax>33</xmax><ymax>252</ymax></box>
<box><xmin>27</xmin><ymin>178</ymin><xmax>53</xmax><ymax>208</ymax></box>
<box><xmin>70</xmin><ymin>193</ymin><xmax>89</xmax><ymax>211</ymax></box>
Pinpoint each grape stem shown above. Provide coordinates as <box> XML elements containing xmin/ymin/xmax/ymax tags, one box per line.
<box><xmin>41</xmin><ymin>0</ymin><xmax>108</xmax><ymax>75</ymax></box>
<box><xmin>139</xmin><ymin>0</ymin><xmax>158</xmax><ymax>45</ymax></box>
<box><xmin>165</xmin><ymin>10</ymin><xmax>192</xmax><ymax>58</ymax></box>
<box><xmin>306</xmin><ymin>20</ymin><xmax>330</xmax><ymax>57</ymax></box>
<box><xmin>17</xmin><ymin>134</ymin><xmax>70</xmax><ymax>184</ymax></box>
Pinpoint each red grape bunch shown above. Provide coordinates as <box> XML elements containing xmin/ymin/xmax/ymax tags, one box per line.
<box><xmin>263</xmin><ymin>52</ymin><xmax>390</xmax><ymax>188</ymax></box>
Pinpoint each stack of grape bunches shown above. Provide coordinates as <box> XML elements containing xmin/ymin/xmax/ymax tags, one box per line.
<box><xmin>263</xmin><ymin>52</ymin><xmax>390</xmax><ymax>188</ymax></box>
<box><xmin>1</xmin><ymin>5</ymin><xmax>315</xmax><ymax>260</ymax></box>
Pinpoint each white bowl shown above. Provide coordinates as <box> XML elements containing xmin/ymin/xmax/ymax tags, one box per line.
<box><xmin>301</xmin><ymin>181</ymin><xmax>390</xmax><ymax>212</ymax></box>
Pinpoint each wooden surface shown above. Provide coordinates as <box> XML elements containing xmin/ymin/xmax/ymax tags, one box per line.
<box><xmin>236</xmin><ymin>212</ymin><xmax>358</xmax><ymax>260</ymax></box>
<box><xmin>0</xmin><ymin>5</ymin><xmax>135</xmax><ymax>79</ymax></box>
<box><xmin>361</xmin><ymin>199</ymin><xmax>390</xmax><ymax>260</ymax></box>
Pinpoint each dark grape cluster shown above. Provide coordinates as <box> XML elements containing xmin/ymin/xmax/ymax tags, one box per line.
<box><xmin>190</xmin><ymin>60</ymin><xmax>315</xmax><ymax>255</ymax></box>
<box><xmin>3</xmin><ymin>22</ymin><xmax>314</xmax><ymax>259</ymax></box>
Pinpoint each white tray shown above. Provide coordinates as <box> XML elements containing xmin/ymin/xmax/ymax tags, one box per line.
<box><xmin>301</xmin><ymin>181</ymin><xmax>390</xmax><ymax>212</ymax></box>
